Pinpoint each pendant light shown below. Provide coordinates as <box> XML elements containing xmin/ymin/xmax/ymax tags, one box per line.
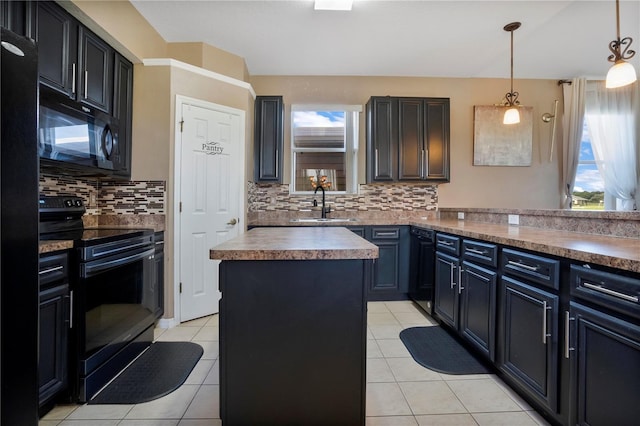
<box><xmin>503</xmin><ymin>22</ymin><xmax>522</xmax><ymax>124</ymax></box>
<box><xmin>605</xmin><ymin>0</ymin><xmax>636</xmax><ymax>88</ymax></box>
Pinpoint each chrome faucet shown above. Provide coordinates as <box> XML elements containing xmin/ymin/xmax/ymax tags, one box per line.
<box><xmin>314</xmin><ymin>185</ymin><xmax>330</xmax><ymax>218</ymax></box>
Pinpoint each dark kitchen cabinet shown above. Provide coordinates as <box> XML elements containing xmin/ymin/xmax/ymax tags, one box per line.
<box><xmin>36</xmin><ymin>1</ymin><xmax>112</xmax><ymax>113</ymax></box>
<box><xmin>459</xmin><ymin>261</ymin><xmax>497</xmax><ymax>361</ymax></box>
<box><xmin>367</xmin><ymin>226</ymin><xmax>410</xmax><ymax>300</ymax></box>
<box><xmin>254</xmin><ymin>96</ymin><xmax>284</xmax><ymax>182</ymax></box>
<box><xmin>36</xmin><ymin>1</ymin><xmax>78</xmax><ymax>97</ymax></box>
<box><xmin>1</xmin><ymin>0</ymin><xmax>35</xmax><ymax>38</ymax></box>
<box><xmin>366</xmin><ymin>96</ymin><xmax>396</xmax><ymax>181</ymax></box>
<box><xmin>348</xmin><ymin>225</ymin><xmax>409</xmax><ymax>301</ymax></box>
<box><xmin>112</xmin><ymin>52</ymin><xmax>133</xmax><ymax>178</ymax></box>
<box><xmin>434</xmin><ymin>250</ymin><xmax>460</xmax><ymax>328</ymax></box>
<box><xmin>38</xmin><ymin>251</ymin><xmax>70</xmax><ymax>411</ymax></box>
<box><xmin>366</xmin><ymin>96</ymin><xmax>450</xmax><ymax>183</ymax></box>
<box><xmin>434</xmin><ymin>235</ymin><xmax>498</xmax><ymax>363</ymax></box>
<box><xmin>568</xmin><ymin>302</ymin><xmax>640</xmax><ymax>426</ymax></box>
<box><xmin>78</xmin><ymin>26</ymin><xmax>112</xmax><ymax>112</ymax></box>
<box><xmin>499</xmin><ymin>275</ymin><xmax>559</xmax><ymax>413</ymax></box>
<box><xmin>409</xmin><ymin>227</ymin><xmax>435</xmax><ymax>314</ymax></box>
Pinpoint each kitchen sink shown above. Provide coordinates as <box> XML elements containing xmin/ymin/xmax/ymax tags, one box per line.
<box><xmin>290</xmin><ymin>218</ymin><xmax>358</xmax><ymax>223</ymax></box>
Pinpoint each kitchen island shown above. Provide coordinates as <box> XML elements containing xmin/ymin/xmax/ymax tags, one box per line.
<box><xmin>210</xmin><ymin>227</ymin><xmax>378</xmax><ymax>425</ymax></box>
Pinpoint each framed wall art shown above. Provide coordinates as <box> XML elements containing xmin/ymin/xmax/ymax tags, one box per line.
<box><xmin>473</xmin><ymin>105</ymin><xmax>533</xmax><ymax>166</ymax></box>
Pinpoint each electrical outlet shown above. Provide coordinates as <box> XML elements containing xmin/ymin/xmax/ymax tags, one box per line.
<box><xmin>457</xmin><ymin>212</ymin><xmax>465</xmax><ymax>220</ymax></box>
<box><xmin>508</xmin><ymin>214</ymin><xmax>520</xmax><ymax>225</ymax></box>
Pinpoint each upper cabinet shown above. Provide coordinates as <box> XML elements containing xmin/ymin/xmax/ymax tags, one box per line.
<box><xmin>366</xmin><ymin>96</ymin><xmax>450</xmax><ymax>183</ymax></box>
<box><xmin>254</xmin><ymin>96</ymin><xmax>284</xmax><ymax>183</ymax></box>
<box><xmin>112</xmin><ymin>53</ymin><xmax>133</xmax><ymax>178</ymax></box>
<box><xmin>1</xmin><ymin>1</ymin><xmax>35</xmax><ymax>38</ymax></box>
<box><xmin>36</xmin><ymin>1</ymin><xmax>112</xmax><ymax>113</ymax></box>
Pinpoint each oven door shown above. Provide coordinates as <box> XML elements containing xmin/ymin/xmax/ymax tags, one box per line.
<box><xmin>78</xmin><ymin>245</ymin><xmax>156</xmax><ymax>376</ymax></box>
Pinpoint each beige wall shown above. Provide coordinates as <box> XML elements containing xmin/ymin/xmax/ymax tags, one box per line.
<box><xmin>251</xmin><ymin>76</ymin><xmax>563</xmax><ymax>209</ymax></box>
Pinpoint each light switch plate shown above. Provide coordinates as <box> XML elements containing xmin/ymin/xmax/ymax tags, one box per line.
<box><xmin>457</xmin><ymin>212</ymin><xmax>465</xmax><ymax>220</ymax></box>
<box><xmin>508</xmin><ymin>214</ymin><xmax>519</xmax><ymax>225</ymax></box>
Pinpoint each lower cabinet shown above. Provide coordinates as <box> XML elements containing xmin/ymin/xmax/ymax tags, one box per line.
<box><xmin>38</xmin><ymin>251</ymin><xmax>71</xmax><ymax>410</ymax></box>
<box><xmin>569</xmin><ymin>302</ymin><xmax>640</xmax><ymax>426</ymax></box>
<box><xmin>434</xmin><ymin>251</ymin><xmax>460</xmax><ymax>328</ymax></box>
<box><xmin>434</xmin><ymin>238</ymin><xmax>497</xmax><ymax>362</ymax></box>
<box><xmin>499</xmin><ymin>275</ymin><xmax>559</xmax><ymax>413</ymax></box>
<box><xmin>349</xmin><ymin>225</ymin><xmax>409</xmax><ymax>301</ymax></box>
<box><xmin>459</xmin><ymin>261</ymin><xmax>497</xmax><ymax>361</ymax></box>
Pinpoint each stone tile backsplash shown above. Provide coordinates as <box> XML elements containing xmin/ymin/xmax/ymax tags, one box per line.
<box><xmin>40</xmin><ymin>173</ymin><xmax>165</xmax><ymax>215</ymax></box>
<box><xmin>248</xmin><ymin>182</ymin><xmax>439</xmax><ymax>212</ymax></box>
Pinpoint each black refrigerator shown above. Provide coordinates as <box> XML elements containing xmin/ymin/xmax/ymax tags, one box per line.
<box><xmin>1</xmin><ymin>27</ymin><xmax>40</xmax><ymax>425</ymax></box>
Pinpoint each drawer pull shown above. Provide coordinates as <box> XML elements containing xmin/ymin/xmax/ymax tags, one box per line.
<box><xmin>582</xmin><ymin>282</ymin><xmax>639</xmax><ymax>303</ymax></box>
<box><xmin>39</xmin><ymin>265</ymin><xmax>64</xmax><ymax>275</ymax></box>
<box><xmin>466</xmin><ymin>248</ymin><xmax>487</xmax><ymax>256</ymax></box>
<box><xmin>508</xmin><ymin>260</ymin><xmax>540</xmax><ymax>272</ymax></box>
<box><xmin>438</xmin><ymin>240</ymin><xmax>454</xmax><ymax>246</ymax></box>
<box><xmin>375</xmin><ymin>232</ymin><xmax>397</xmax><ymax>237</ymax></box>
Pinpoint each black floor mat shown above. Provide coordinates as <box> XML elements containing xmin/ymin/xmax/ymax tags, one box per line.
<box><xmin>89</xmin><ymin>341</ymin><xmax>203</xmax><ymax>404</ymax></box>
<box><xmin>399</xmin><ymin>326</ymin><xmax>490</xmax><ymax>375</ymax></box>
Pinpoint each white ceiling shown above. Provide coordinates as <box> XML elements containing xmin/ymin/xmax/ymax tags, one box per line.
<box><xmin>130</xmin><ymin>0</ymin><xmax>640</xmax><ymax>80</ymax></box>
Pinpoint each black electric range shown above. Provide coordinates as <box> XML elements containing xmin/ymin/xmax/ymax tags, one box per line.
<box><xmin>39</xmin><ymin>195</ymin><xmax>160</xmax><ymax>402</ymax></box>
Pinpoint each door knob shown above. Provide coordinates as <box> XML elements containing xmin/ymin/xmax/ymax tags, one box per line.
<box><xmin>227</xmin><ymin>218</ymin><xmax>238</xmax><ymax>226</ymax></box>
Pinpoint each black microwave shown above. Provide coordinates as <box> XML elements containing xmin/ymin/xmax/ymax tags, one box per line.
<box><xmin>38</xmin><ymin>86</ymin><xmax>126</xmax><ymax>176</ymax></box>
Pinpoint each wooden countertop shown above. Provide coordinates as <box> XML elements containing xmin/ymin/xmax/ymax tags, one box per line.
<box><xmin>411</xmin><ymin>219</ymin><xmax>640</xmax><ymax>273</ymax></box>
<box><xmin>209</xmin><ymin>227</ymin><xmax>379</xmax><ymax>261</ymax></box>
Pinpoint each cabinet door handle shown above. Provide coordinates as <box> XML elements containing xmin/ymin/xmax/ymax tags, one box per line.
<box><xmin>374</xmin><ymin>148</ymin><xmax>379</xmax><ymax>177</ymax></box>
<box><xmin>69</xmin><ymin>290</ymin><xmax>74</xmax><ymax>329</ymax></box>
<box><xmin>275</xmin><ymin>149</ymin><xmax>279</xmax><ymax>178</ymax></box>
<box><xmin>542</xmin><ymin>301</ymin><xmax>552</xmax><ymax>344</ymax></box>
<box><xmin>449</xmin><ymin>262</ymin><xmax>456</xmax><ymax>289</ymax></box>
<box><xmin>84</xmin><ymin>70</ymin><xmax>88</xmax><ymax>99</ymax></box>
<box><xmin>72</xmin><ymin>63</ymin><xmax>76</xmax><ymax>94</ymax></box>
<box><xmin>422</xmin><ymin>149</ymin><xmax>428</xmax><ymax>178</ymax></box>
<box><xmin>508</xmin><ymin>260</ymin><xmax>540</xmax><ymax>272</ymax></box>
<box><xmin>583</xmin><ymin>282</ymin><xmax>639</xmax><ymax>303</ymax></box>
<box><xmin>458</xmin><ymin>266</ymin><xmax>464</xmax><ymax>294</ymax></box>
<box><xmin>564</xmin><ymin>311</ymin><xmax>575</xmax><ymax>359</ymax></box>
<box><xmin>420</xmin><ymin>149</ymin><xmax>425</xmax><ymax>178</ymax></box>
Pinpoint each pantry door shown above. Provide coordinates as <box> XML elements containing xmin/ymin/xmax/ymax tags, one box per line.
<box><xmin>178</xmin><ymin>98</ymin><xmax>244</xmax><ymax>322</ymax></box>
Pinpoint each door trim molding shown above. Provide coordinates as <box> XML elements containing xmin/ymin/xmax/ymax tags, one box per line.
<box><xmin>173</xmin><ymin>94</ymin><xmax>246</xmax><ymax>324</ymax></box>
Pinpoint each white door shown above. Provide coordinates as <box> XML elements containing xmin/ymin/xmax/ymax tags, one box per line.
<box><xmin>179</xmin><ymin>101</ymin><xmax>242</xmax><ymax>322</ymax></box>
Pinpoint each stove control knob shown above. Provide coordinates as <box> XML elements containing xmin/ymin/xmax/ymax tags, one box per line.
<box><xmin>75</xmin><ymin>199</ymin><xmax>83</xmax><ymax>207</ymax></box>
<box><xmin>65</xmin><ymin>199</ymin><xmax>73</xmax><ymax>207</ymax></box>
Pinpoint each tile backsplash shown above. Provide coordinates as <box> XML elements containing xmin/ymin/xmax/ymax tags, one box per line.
<box><xmin>40</xmin><ymin>173</ymin><xmax>165</xmax><ymax>215</ymax></box>
<box><xmin>248</xmin><ymin>182</ymin><xmax>438</xmax><ymax>212</ymax></box>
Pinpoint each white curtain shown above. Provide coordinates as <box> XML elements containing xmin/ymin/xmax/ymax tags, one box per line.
<box><xmin>585</xmin><ymin>81</ymin><xmax>638</xmax><ymax>211</ymax></box>
<box><xmin>561</xmin><ymin>78</ymin><xmax>586</xmax><ymax>208</ymax></box>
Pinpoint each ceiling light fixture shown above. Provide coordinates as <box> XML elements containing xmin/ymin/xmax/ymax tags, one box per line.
<box><xmin>605</xmin><ymin>0</ymin><xmax>637</xmax><ymax>88</ymax></box>
<box><xmin>314</xmin><ymin>0</ymin><xmax>353</xmax><ymax>11</ymax></box>
<box><xmin>502</xmin><ymin>22</ymin><xmax>522</xmax><ymax>125</ymax></box>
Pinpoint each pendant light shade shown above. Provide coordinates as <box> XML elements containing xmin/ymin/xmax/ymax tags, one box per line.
<box><xmin>605</xmin><ymin>0</ymin><xmax>636</xmax><ymax>88</ymax></box>
<box><xmin>503</xmin><ymin>107</ymin><xmax>521</xmax><ymax>125</ymax></box>
<box><xmin>502</xmin><ymin>22</ymin><xmax>522</xmax><ymax>125</ymax></box>
<box><xmin>606</xmin><ymin>59</ymin><xmax>637</xmax><ymax>88</ymax></box>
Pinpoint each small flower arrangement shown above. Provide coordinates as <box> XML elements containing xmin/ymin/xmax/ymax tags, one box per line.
<box><xmin>309</xmin><ymin>175</ymin><xmax>331</xmax><ymax>190</ymax></box>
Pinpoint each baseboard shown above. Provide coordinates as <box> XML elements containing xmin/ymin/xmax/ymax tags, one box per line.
<box><xmin>156</xmin><ymin>317</ymin><xmax>179</xmax><ymax>329</ymax></box>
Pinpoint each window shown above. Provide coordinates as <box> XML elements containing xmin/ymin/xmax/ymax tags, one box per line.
<box><xmin>290</xmin><ymin>105</ymin><xmax>360</xmax><ymax>194</ymax></box>
<box><xmin>572</xmin><ymin>121</ymin><xmax>604</xmax><ymax>210</ymax></box>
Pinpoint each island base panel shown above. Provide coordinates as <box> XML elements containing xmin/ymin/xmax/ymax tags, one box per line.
<box><xmin>219</xmin><ymin>259</ymin><xmax>370</xmax><ymax>425</ymax></box>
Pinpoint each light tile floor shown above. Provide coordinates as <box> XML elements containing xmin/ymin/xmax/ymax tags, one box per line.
<box><xmin>41</xmin><ymin>301</ymin><xmax>549</xmax><ymax>426</ymax></box>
